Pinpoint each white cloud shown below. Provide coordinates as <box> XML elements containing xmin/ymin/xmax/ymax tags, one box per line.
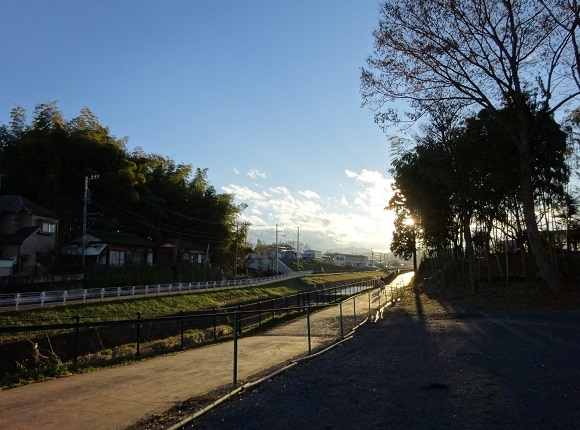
<box><xmin>233</xmin><ymin>168</ymin><xmax>240</xmax><ymax>175</ymax></box>
<box><xmin>222</xmin><ymin>184</ymin><xmax>265</xmax><ymax>202</ymax></box>
<box><xmin>247</xmin><ymin>168</ymin><xmax>268</xmax><ymax>179</ymax></box>
<box><xmin>298</xmin><ymin>189</ymin><xmax>320</xmax><ymax>199</ymax></box>
<box><xmin>222</xmin><ymin>169</ymin><xmax>396</xmax><ymax>252</ymax></box>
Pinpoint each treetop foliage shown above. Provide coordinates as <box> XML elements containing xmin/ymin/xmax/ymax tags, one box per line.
<box><xmin>0</xmin><ymin>102</ymin><xmax>247</xmax><ymax>270</ymax></box>
<box><xmin>364</xmin><ymin>0</ymin><xmax>579</xmax><ymax>292</ymax></box>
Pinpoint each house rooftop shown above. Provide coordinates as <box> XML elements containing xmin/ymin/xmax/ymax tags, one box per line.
<box><xmin>87</xmin><ymin>230</ymin><xmax>154</xmax><ymax>247</ymax></box>
<box><xmin>0</xmin><ymin>195</ymin><xmax>58</xmax><ymax>219</ymax></box>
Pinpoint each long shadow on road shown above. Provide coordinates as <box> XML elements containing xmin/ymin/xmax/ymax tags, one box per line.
<box><xmin>191</xmin><ymin>287</ymin><xmax>580</xmax><ymax>430</ymax></box>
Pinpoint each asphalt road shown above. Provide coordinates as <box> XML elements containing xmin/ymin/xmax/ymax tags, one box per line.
<box><xmin>189</xmin><ymin>296</ymin><xmax>580</xmax><ymax>430</ymax></box>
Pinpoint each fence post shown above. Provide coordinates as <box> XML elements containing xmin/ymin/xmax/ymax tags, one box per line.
<box><xmin>353</xmin><ymin>296</ymin><xmax>357</xmax><ymax>326</ymax></box>
<box><xmin>100</xmin><ymin>288</ymin><xmax>105</xmax><ymax>301</ymax></box>
<box><xmin>180</xmin><ymin>310</ymin><xmax>185</xmax><ymax>349</ymax></box>
<box><xmin>74</xmin><ymin>315</ymin><xmax>80</xmax><ymax>367</ymax></box>
<box><xmin>258</xmin><ymin>301</ymin><xmax>262</xmax><ymax>326</ymax></box>
<box><xmin>271</xmin><ymin>298</ymin><xmax>275</xmax><ymax>319</ymax></box>
<box><xmin>117</xmin><ymin>287</ymin><xmax>121</xmax><ymax>300</ymax></box>
<box><xmin>339</xmin><ymin>301</ymin><xmax>344</xmax><ymax>339</ymax></box>
<box><xmin>368</xmin><ymin>291</ymin><xmax>371</xmax><ymax>318</ymax></box>
<box><xmin>62</xmin><ymin>290</ymin><xmax>68</xmax><ymax>306</ymax></box>
<box><xmin>136</xmin><ymin>312</ymin><xmax>141</xmax><ymax>357</ymax></box>
<box><xmin>233</xmin><ymin>312</ymin><xmax>239</xmax><ymax>389</ymax></box>
<box><xmin>307</xmin><ymin>306</ymin><xmax>312</xmax><ymax>355</ymax></box>
<box><xmin>213</xmin><ymin>307</ymin><xmax>217</xmax><ymax>340</ymax></box>
<box><xmin>83</xmin><ymin>289</ymin><xmax>87</xmax><ymax>303</ymax></box>
<box><xmin>40</xmin><ymin>291</ymin><xmax>46</xmax><ymax>307</ymax></box>
<box><xmin>14</xmin><ymin>293</ymin><xmax>21</xmax><ymax>311</ymax></box>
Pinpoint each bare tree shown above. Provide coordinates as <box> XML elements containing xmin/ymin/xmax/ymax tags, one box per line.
<box><xmin>362</xmin><ymin>0</ymin><xmax>580</xmax><ymax>293</ymax></box>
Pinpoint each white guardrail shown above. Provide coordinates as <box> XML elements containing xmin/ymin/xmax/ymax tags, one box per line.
<box><xmin>0</xmin><ymin>271</ymin><xmax>314</xmax><ymax>311</ymax></box>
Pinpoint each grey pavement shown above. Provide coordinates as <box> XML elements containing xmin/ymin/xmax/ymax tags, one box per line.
<box><xmin>0</xmin><ymin>273</ymin><xmax>414</xmax><ymax>430</ymax></box>
<box><xmin>191</xmin><ymin>292</ymin><xmax>580</xmax><ymax>430</ymax></box>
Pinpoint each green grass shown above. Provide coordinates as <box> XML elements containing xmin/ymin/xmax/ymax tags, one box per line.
<box><xmin>1</xmin><ymin>272</ymin><xmax>387</xmax><ymax>328</ymax></box>
<box><xmin>0</xmin><ymin>271</ymin><xmax>387</xmax><ymax>389</ymax></box>
<box><xmin>0</xmin><ymin>278</ymin><xmax>313</xmax><ymax>327</ymax></box>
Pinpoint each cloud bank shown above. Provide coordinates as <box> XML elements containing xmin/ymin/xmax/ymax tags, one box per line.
<box><xmin>222</xmin><ymin>169</ymin><xmax>395</xmax><ymax>252</ymax></box>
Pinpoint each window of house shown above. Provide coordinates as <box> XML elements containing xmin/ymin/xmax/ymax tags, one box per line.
<box><xmin>40</xmin><ymin>221</ymin><xmax>56</xmax><ymax>234</ymax></box>
<box><xmin>109</xmin><ymin>250</ymin><xmax>125</xmax><ymax>267</ymax></box>
<box><xmin>133</xmin><ymin>252</ymin><xmax>142</xmax><ymax>265</ymax></box>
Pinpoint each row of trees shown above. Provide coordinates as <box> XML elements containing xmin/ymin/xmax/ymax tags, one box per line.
<box><xmin>361</xmin><ymin>0</ymin><xmax>579</xmax><ymax>292</ymax></box>
<box><xmin>0</xmin><ymin>101</ymin><xmax>251</xmax><ymax>275</ymax></box>
<box><xmin>387</xmin><ymin>101</ymin><xmax>578</xmax><ymax>290</ymax></box>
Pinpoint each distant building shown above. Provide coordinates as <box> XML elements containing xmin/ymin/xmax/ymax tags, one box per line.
<box><xmin>332</xmin><ymin>253</ymin><xmax>368</xmax><ymax>268</ymax></box>
<box><xmin>303</xmin><ymin>249</ymin><xmax>322</xmax><ymax>259</ymax></box>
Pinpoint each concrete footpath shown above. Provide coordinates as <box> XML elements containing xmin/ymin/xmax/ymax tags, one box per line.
<box><xmin>0</xmin><ymin>273</ymin><xmax>414</xmax><ymax>430</ymax></box>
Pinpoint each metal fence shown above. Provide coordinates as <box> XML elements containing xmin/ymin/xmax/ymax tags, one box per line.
<box><xmin>0</xmin><ymin>271</ymin><xmax>314</xmax><ymax>311</ymax></box>
<box><xmin>0</xmin><ymin>277</ymin><xmax>409</xmax><ymax>378</ymax></box>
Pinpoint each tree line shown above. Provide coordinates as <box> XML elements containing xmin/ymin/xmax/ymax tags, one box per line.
<box><xmin>0</xmin><ymin>101</ymin><xmax>251</xmax><ymax>276</ymax></box>
<box><xmin>361</xmin><ymin>0</ymin><xmax>579</xmax><ymax>293</ymax></box>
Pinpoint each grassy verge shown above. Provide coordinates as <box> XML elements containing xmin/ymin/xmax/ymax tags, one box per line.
<box><xmin>0</xmin><ymin>271</ymin><xmax>386</xmax><ymax>389</ymax></box>
<box><xmin>1</xmin><ymin>271</ymin><xmax>385</xmax><ymax>327</ymax></box>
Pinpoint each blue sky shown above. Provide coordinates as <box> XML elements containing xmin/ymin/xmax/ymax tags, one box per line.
<box><xmin>0</xmin><ymin>0</ymin><xmax>397</xmax><ymax>253</ymax></box>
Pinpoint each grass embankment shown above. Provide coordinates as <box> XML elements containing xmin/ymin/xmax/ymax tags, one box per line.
<box><xmin>1</xmin><ymin>271</ymin><xmax>383</xmax><ymax>327</ymax></box>
<box><xmin>0</xmin><ymin>271</ymin><xmax>385</xmax><ymax>388</ymax></box>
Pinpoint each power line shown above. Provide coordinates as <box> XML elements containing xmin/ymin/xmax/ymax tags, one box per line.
<box><xmin>91</xmin><ymin>197</ymin><xmax>233</xmax><ymax>243</ymax></box>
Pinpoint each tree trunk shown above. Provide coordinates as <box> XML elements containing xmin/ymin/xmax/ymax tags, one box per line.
<box><xmin>518</xmin><ymin>134</ymin><xmax>561</xmax><ymax>293</ymax></box>
<box><xmin>462</xmin><ymin>208</ymin><xmax>478</xmax><ymax>292</ymax></box>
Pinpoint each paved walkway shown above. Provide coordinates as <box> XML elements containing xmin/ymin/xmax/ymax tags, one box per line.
<box><xmin>0</xmin><ymin>273</ymin><xmax>414</xmax><ymax>430</ymax></box>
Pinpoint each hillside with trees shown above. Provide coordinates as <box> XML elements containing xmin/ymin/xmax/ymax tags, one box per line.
<box><xmin>0</xmin><ymin>101</ymin><xmax>250</xmax><ymax>278</ymax></box>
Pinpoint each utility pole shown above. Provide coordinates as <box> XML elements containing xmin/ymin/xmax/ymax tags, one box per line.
<box><xmin>275</xmin><ymin>224</ymin><xmax>279</xmax><ymax>274</ymax></box>
<box><xmin>81</xmin><ymin>175</ymin><xmax>99</xmax><ymax>266</ymax></box>
<box><xmin>234</xmin><ymin>222</ymin><xmax>239</xmax><ymax>280</ymax></box>
<box><xmin>296</xmin><ymin>227</ymin><xmax>300</xmax><ymax>271</ymax></box>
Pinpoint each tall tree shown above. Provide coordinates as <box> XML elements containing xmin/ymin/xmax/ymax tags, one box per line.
<box><xmin>362</xmin><ymin>0</ymin><xmax>579</xmax><ymax>293</ymax></box>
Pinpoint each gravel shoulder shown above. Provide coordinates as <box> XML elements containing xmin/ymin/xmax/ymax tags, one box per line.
<box><xmin>184</xmin><ymin>285</ymin><xmax>580</xmax><ymax>430</ymax></box>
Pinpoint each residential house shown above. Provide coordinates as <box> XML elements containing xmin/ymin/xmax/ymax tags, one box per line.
<box><xmin>0</xmin><ymin>195</ymin><xmax>59</xmax><ymax>276</ymax></box>
<box><xmin>154</xmin><ymin>238</ymin><xmax>210</xmax><ymax>266</ymax></box>
<box><xmin>60</xmin><ymin>230</ymin><xmax>153</xmax><ymax>267</ymax></box>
